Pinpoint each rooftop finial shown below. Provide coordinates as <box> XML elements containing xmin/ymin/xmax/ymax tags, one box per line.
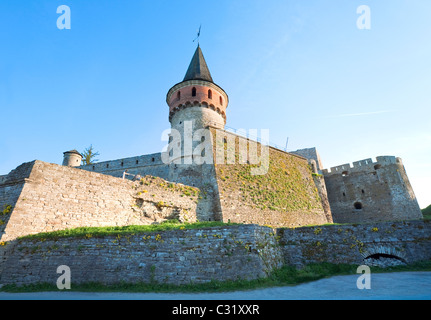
<box><xmin>193</xmin><ymin>24</ymin><xmax>201</xmax><ymax>46</ymax></box>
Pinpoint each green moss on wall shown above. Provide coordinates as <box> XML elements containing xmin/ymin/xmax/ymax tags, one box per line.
<box><xmin>212</xmin><ymin>132</ymin><xmax>322</xmax><ymax>213</ymax></box>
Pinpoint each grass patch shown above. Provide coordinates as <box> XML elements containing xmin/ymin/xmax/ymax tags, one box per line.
<box><xmin>2</xmin><ymin>260</ymin><xmax>431</xmax><ymax>293</ymax></box>
<box><xmin>18</xmin><ymin>220</ymin><xmax>238</xmax><ymax>241</ymax></box>
<box><xmin>422</xmin><ymin>204</ymin><xmax>431</xmax><ymax>220</ymax></box>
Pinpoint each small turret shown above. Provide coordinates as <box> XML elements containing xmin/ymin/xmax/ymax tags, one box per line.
<box><xmin>62</xmin><ymin>150</ymin><xmax>82</xmax><ymax>167</ymax></box>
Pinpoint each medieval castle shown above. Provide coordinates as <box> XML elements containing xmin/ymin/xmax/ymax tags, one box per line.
<box><xmin>64</xmin><ymin>45</ymin><xmax>422</xmax><ymax>227</ymax></box>
<box><xmin>0</xmin><ymin>46</ymin><xmax>428</xmax><ymax>287</ymax></box>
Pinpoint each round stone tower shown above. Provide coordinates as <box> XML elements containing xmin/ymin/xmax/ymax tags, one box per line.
<box><xmin>62</xmin><ymin>150</ymin><xmax>82</xmax><ymax>167</ymax></box>
<box><xmin>165</xmin><ymin>45</ymin><xmax>227</xmax><ymax>221</ymax></box>
<box><xmin>166</xmin><ymin>45</ymin><xmax>229</xmax><ymax>134</ymax></box>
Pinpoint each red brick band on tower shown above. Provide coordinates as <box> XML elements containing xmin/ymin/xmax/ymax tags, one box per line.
<box><xmin>166</xmin><ymin>46</ymin><xmax>228</xmax><ymax>127</ymax></box>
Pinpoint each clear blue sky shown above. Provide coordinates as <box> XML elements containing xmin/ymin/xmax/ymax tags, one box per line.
<box><xmin>1</xmin><ymin>1</ymin><xmax>430</xmax><ymax>208</ymax></box>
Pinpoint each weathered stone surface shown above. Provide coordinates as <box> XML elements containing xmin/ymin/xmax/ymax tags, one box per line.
<box><xmin>0</xmin><ymin>220</ymin><xmax>430</xmax><ymax>288</ymax></box>
<box><xmin>277</xmin><ymin>219</ymin><xmax>431</xmax><ymax>267</ymax></box>
<box><xmin>0</xmin><ymin>225</ymin><xmax>282</xmax><ymax>287</ymax></box>
<box><xmin>0</xmin><ymin>161</ymin><xmax>199</xmax><ymax>242</ymax></box>
<box><xmin>212</xmin><ymin>128</ymin><xmax>331</xmax><ymax>228</ymax></box>
<box><xmin>79</xmin><ymin>153</ymin><xmax>170</xmax><ymax>182</ymax></box>
<box><xmin>322</xmin><ymin>156</ymin><xmax>423</xmax><ymax>223</ymax></box>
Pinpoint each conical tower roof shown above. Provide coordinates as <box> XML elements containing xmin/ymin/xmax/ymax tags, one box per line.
<box><xmin>183</xmin><ymin>45</ymin><xmax>213</xmax><ymax>82</ymax></box>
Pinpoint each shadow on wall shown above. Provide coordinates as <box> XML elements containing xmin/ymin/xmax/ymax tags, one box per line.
<box><xmin>0</xmin><ymin>161</ymin><xmax>36</xmax><ymax>241</ymax></box>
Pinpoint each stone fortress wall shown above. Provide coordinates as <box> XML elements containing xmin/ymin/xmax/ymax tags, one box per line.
<box><xmin>0</xmin><ymin>130</ymin><xmax>336</xmax><ymax>243</ymax></box>
<box><xmin>1</xmin><ymin>144</ymin><xmax>425</xmax><ymax>287</ymax></box>
<box><xmin>0</xmin><ymin>163</ymin><xmax>33</xmax><ymax>238</ymax></box>
<box><xmin>0</xmin><ymin>160</ymin><xmax>200</xmax><ymax>242</ymax></box>
<box><xmin>0</xmin><ymin>43</ymin><xmax>427</xmax><ymax>288</ymax></box>
<box><xmin>61</xmin><ymin>141</ymin><xmax>423</xmax><ymax>227</ymax></box>
<box><xmin>322</xmin><ymin>156</ymin><xmax>422</xmax><ymax>223</ymax></box>
<box><xmin>76</xmin><ymin>126</ymin><xmax>334</xmax><ymax>227</ymax></box>
<box><xmin>209</xmin><ymin>128</ymin><xmax>332</xmax><ymax>228</ymax></box>
<box><xmin>1</xmin><ymin>220</ymin><xmax>430</xmax><ymax>287</ymax></box>
<box><xmin>0</xmin><ymin>224</ymin><xmax>283</xmax><ymax>287</ymax></box>
<box><xmin>79</xmin><ymin>152</ymin><xmax>170</xmax><ymax>181</ymax></box>
<box><xmin>290</xmin><ymin>147</ymin><xmax>324</xmax><ymax>172</ymax></box>
<box><xmin>278</xmin><ymin>219</ymin><xmax>431</xmax><ymax>268</ymax></box>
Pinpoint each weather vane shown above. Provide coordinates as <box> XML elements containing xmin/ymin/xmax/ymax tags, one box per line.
<box><xmin>193</xmin><ymin>24</ymin><xmax>202</xmax><ymax>46</ymax></box>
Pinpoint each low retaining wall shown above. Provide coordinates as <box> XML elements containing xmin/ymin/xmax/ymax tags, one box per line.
<box><xmin>0</xmin><ymin>220</ymin><xmax>430</xmax><ymax>287</ymax></box>
<box><xmin>0</xmin><ymin>225</ymin><xmax>282</xmax><ymax>287</ymax></box>
<box><xmin>278</xmin><ymin>220</ymin><xmax>431</xmax><ymax>267</ymax></box>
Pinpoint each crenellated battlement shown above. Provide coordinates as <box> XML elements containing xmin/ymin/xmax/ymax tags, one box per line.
<box><xmin>322</xmin><ymin>156</ymin><xmax>400</xmax><ymax>176</ymax></box>
<box><xmin>322</xmin><ymin>155</ymin><xmax>421</xmax><ymax>223</ymax></box>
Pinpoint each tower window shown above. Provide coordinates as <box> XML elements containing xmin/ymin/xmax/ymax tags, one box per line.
<box><xmin>177</xmin><ymin>91</ymin><xmax>181</xmax><ymax>100</ymax></box>
<box><xmin>219</xmin><ymin>96</ymin><xmax>223</xmax><ymax>105</ymax></box>
<box><xmin>342</xmin><ymin>171</ymin><xmax>348</xmax><ymax>177</ymax></box>
<box><xmin>192</xmin><ymin>87</ymin><xmax>197</xmax><ymax>97</ymax></box>
<box><xmin>208</xmin><ymin>89</ymin><xmax>212</xmax><ymax>99</ymax></box>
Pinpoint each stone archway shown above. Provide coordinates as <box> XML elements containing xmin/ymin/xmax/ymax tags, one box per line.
<box><xmin>361</xmin><ymin>244</ymin><xmax>407</xmax><ymax>268</ymax></box>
